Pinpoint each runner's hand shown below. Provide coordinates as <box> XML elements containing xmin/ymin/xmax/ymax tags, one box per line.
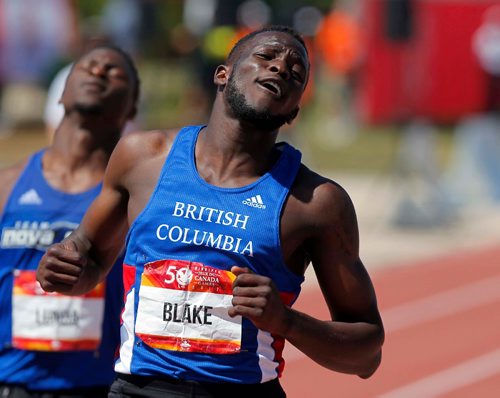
<box><xmin>229</xmin><ymin>266</ymin><xmax>292</xmax><ymax>337</ymax></box>
<box><xmin>36</xmin><ymin>240</ymin><xmax>86</xmax><ymax>293</ymax></box>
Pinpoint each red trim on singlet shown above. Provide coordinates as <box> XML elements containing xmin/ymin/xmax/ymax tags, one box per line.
<box><xmin>121</xmin><ymin>263</ymin><xmax>136</xmax><ymax>324</ymax></box>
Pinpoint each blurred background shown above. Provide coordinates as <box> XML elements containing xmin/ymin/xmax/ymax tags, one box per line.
<box><xmin>1</xmin><ymin>0</ymin><xmax>500</xmax><ymax>396</ymax></box>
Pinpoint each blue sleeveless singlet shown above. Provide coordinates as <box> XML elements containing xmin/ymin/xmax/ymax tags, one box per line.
<box><xmin>0</xmin><ymin>150</ymin><xmax>123</xmax><ymax>390</ymax></box>
<box><xmin>116</xmin><ymin>125</ymin><xmax>304</xmax><ymax>384</ymax></box>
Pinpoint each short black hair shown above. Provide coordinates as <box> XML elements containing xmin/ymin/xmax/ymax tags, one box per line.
<box><xmin>77</xmin><ymin>44</ymin><xmax>141</xmax><ymax>104</ymax></box>
<box><xmin>226</xmin><ymin>25</ymin><xmax>308</xmax><ymax>65</ymax></box>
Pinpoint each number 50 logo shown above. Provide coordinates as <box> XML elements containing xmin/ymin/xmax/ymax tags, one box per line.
<box><xmin>164</xmin><ymin>265</ymin><xmax>193</xmax><ymax>288</ymax></box>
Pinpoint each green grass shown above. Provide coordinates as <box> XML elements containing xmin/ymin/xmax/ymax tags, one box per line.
<box><xmin>296</xmin><ymin>124</ymin><xmax>455</xmax><ymax>173</ymax></box>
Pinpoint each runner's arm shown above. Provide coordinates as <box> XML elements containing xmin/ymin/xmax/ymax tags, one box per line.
<box><xmin>231</xmin><ymin>181</ymin><xmax>384</xmax><ymax>378</ymax></box>
<box><xmin>36</xmin><ymin>135</ymin><xmax>138</xmax><ymax>295</ymax></box>
<box><xmin>283</xmin><ymin>182</ymin><xmax>384</xmax><ymax>377</ymax></box>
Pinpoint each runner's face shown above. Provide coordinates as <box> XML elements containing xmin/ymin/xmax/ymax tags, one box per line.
<box><xmin>225</xmin><ymin>32</ymin><xmax>308</xmax><ymax>129</ymax></box>
<box><xmin>61</xmin><ymin>48</ymin><xmax>135</xmax><ymax>119</ymax></box>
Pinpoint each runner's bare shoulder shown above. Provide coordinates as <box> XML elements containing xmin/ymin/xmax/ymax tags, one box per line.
<box><xmin>106</xmin><ymin>129</ymin><xmax>182</xmax><ymax>189</ymax></box>
<box><xmin>116</xmin><ymin>129</ymin><xmax>179</xmax><ymax>161</ymax></box>
<box><xmin>290</xmin><ymin>165</ymin><xmax>358</xmax><ymax>239</ymax></box>
<box><xmin>107</xmin><ymin>129</ymin><xmax>180</xmax><ymax>174</ymax></box>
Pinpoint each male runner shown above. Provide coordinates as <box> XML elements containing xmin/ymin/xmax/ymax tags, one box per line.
<box><xmin>0</xmin><ymin>45</ymin><xmax>139</xmax><ymax>397</ymax></box>
<box><xmin>37</xmin><ymin>26</ymin><xmax>384</xmax><ymax>397</ymax></box>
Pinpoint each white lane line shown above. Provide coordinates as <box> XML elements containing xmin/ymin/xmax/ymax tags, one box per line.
<box><xmin>285</xmin><ymin>275</ymin><xmax>500</xmax><ymax>363</ymax></box>
<box><xmin>383</xmin><ymin>275</ymin><xmax>500</xmax><ymax>333</ymax></box>
<box><xmin>378</xmin><ymin>348</ymin><xmax>500</xmax><ymax>398</ymax></box>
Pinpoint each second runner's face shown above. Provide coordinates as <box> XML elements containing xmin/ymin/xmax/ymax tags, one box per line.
<box><xmin>61</xmin><ymin>48</ymin><xmax>135</xmax><ymax>120</ymax></box>
<box><xmin>226</xmin><ymin>32</ymin><xmax>309</xmax><ymax>124</ymax></box>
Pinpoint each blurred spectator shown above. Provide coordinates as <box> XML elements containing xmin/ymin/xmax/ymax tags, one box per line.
<box><xmin>101</xmin><ymin>0</ymin><xmax>161</xmax><ymax>59</ymax></box>
<box><xmin>235</xmin><ymin>0</ymin><xmax>272</xmax><ymax>39</ymax></box>
<box><xmin>444</xmin><ymin>4</ymin><xmax>500</xmax><ymax>209</ymax></box>
<box><xmin>446</xmin><ymin>114</ymin><xmax>500</xmax><ymax>207</ymax></box>
<box><xmin>392</xmin><ymin>119</ymin><xmax>455</xmax><ymax>228</ymax></box>
<box><xmin>183</xmin><ymin>0</ymin><xmax>249</xmax><ymax>117</ymax></box>
<box><xmin>292</xmin><ymin>6</ymin><xmax>322</xmax><ymax>105</ymax></box>
<box><xmin>314</xmin><ymin>4</ymin><xmax>364</xmax><ymax>109</ymax></box>
<box><xmin>0</xmin><ymin>0</ymin><xmax>77</xmax><ymax>132</ymax></box>
<box><xmin>315</xmin><ymin>8</ymin><xmax>363</xmax><ymax>77</ymax></box>
<box><xmin>472</xmin><ymin>5</ymin><xmax>500</xmax><ymax>112</ymax></box>
<box><xmin>298</xmin><ymin>3</ymin><xmax>363</xmax><ymax>154</ymax></box>
<box><xmin>0</xmin><ymin>0</ymin><xmax>77</xmax><ymax>84</ymax></box>
<box><xmin>101</xmin><ymin>0</ymin><xmax>141</xmax><ymax>57</ymax></box>
<box><xmin>183</xmin><ymin>0</ymin><xmax>217</xmax><ymax>37</ymax></box>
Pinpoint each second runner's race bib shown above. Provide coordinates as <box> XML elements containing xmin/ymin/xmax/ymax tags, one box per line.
<box><xmin>12</xmin><ymin>269</ymin><xmax>105</xmax><ymax>351</ymax></box>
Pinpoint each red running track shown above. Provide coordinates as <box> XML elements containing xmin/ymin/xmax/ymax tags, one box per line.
<box><xmin>281</xmin><ymin>244</ymin><xmax>500</xmax><ymax>398</ymax></box>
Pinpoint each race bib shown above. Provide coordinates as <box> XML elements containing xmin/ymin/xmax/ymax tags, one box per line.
<box><xmin>12</xmin><ymin>270</ymin><xmax>105</xmax><ymax>351</ymax></box>
<box><xmin>135</xmin><ymin>259</ymin><xmax>242</xmax><ymax>354</ymax></box>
